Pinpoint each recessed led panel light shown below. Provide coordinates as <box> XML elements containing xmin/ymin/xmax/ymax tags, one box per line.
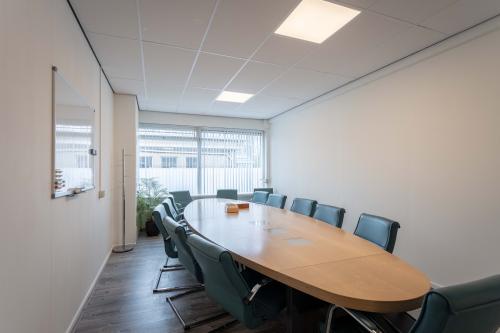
<box><xmin>275</xmin><ymin>0</ymin><xmax>360</xmax><ymax>44</ymax></box>
<box><xmin>216</xmin><ymin>91</ymin><xmax>254</xmax><ymax>103</ymax></box>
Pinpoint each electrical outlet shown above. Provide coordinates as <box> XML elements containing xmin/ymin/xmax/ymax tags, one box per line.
<box><xmin>98</xmin><ymin>190</ymin><xmax>106</xmax><ymax>198</ymax></box>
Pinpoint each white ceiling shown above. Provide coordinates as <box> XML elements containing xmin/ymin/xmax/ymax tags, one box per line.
<box><xmin>70</xmin><ymin>0</ymin><xmax>500</xmax><ymax>119</ymax></box>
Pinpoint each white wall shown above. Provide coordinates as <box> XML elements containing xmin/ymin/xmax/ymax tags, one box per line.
<box><xmin>270</xmin><ymin>18</ymin><xmax>500</xmax><ymax>287</ymax></box>
<box><xmin>0</xmin><ymin>0</ymin><xmax>115</xmax><ymax>332</ymax></box>
<box><xmin>114</xmin><ymin>95</ymin><xmax>139</xmax><ymax>245</ymax></box>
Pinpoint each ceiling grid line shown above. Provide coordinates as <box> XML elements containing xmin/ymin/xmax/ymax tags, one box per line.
<box><xmin>135</xmin><ymin>0</ymin><xmax>148</xmax><ymax>99</ymax></box>
<box><xmin>175</xmin><ymin>0</ymin><xmax>222</xmax><ymax>113</ymax></box>
<box><xmin>206</xmin><ymin>2</ymin><xmax>301</xmax><ymax>111</ymax></box>
<box><xmin>69</xmin><ymin>0</ymin><xmax>500</xmax><ymax>119</ymax></box>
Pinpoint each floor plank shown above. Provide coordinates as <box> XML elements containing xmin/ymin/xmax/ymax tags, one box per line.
<box><xmin>73</xmin><ymin>234</ymin><xmax>286</xmax><ymax>333</ymax></box>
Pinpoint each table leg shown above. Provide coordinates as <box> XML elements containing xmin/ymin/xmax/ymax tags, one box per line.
<box><xmin>286</xmin><ymin>287</ymin><xmax>300</xmax><ymax>333</ymax></box>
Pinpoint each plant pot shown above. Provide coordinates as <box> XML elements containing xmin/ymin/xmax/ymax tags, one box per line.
<box><xmin>145</xmin><ymin>218</ymin><xmax>159</xmax><ymax>237</ymax></box>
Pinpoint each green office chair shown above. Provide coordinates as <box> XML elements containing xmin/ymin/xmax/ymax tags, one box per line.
<box><xmin>251</xmin><ymin>191</ymin><xmax>269</xmax><ymax>204</ymax></box>
<box><xmin>170</xmin><ymin>190</ymin><xmax>193</xmax><ymax>212</ymax></box>
<box><xmin>167</xmin><ymin>194</ymin><xmax>181</xmax><ymax>215</ymax></box>
<box><xmin>162</xmin><ymin>217</ymin><xmax>227</xmax><ymax>330</ymax></box>
<box><xmin>187</xmin><ymin>234</ymin><xmax>287</xmax><ymax>330</ymax></box>
<box><xmin>266</xmin><ymin>194</ymin><xmax>287</xmax><ymax>209</ymax></box>
<box><xmin>323</xmin><ymin>275</ymin><xmax>500</xmax><ymax>333</ymax></box>
<box><xmin>320</xmin><ymin>213</ymin><xmax>402</xmax><ymax>332</ymax></box>
<box><xmin>151</xmin><ymin>204</ymin><xmax>183</xmax><ymax>293</ymax></box>
<box><xmin>254</xmin><ymin>187</ymin><xmax>273</xmax><ymax>194</ymax></box>
<box><xmin>354</xmin><ymin>213</ymin><xmax>400</xmax><ymax>253</ymax></box>
<box><xmin>290</xmin><ymin>198</ymin><xmax>318</xmax><ymax>217</ymax></box>
<box><xmin>216</xmin><ymin>189</ymin><xmax>238</xmax><ymax>200</ymax></box>
<box><xmin>162</xmin><ymin>198</ymin><xmax>185</xmax><ymax>224</ymax></box>
<box><xmin>313</xmin><ymin>204</ymin><xmax>346</xmax><ymax>228</ymax></box>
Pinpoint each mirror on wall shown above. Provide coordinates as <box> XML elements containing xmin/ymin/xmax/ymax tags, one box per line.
<box><xmin>52</xmin><ymin>66</ymin><xmax>96</xmax><ymax>198</ymax></box>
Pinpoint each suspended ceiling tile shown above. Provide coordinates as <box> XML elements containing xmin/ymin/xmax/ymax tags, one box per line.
<box><xmin>227</xmin><ymin>61</ymin><xmax>285</xmax><ymax>94</ymax></box>
<box><xmin>177</xmin><ymin>87</ymin><xmax>220</xmax><ymax>113</ymax></box>
<box><xmin>252</xmin><ymin>35</ymin><xmax>318</xmax><ymax>67</ymax></box>
<box><xmin>87</xmin><ymin>32</ymin><xmax>143</xmax><ymax>80</ymax></box>
<box><xmin>238</xmin><ymin>94</ymin><xmax>302</xmax><ymax>117</ymax></box>
<box><xmin>140</xmin><ymin>0</ymin><xmax>216</xmax><ymax>49</ymax></box>
<box><xmin>109</xmin><ymin>78</ymin><xmax>146</xmax><ymax>97</ymax></box>
<box><xmin>143</xmin><ymin>42</ymin><xmax>196</xmax><ymax>87</ymax></box>
<box><xmin>296</xmin><ymin>11</ymin><xmax>414</xmax><ymax>77</ymax></box>
<box><xmin>189</xmin><ymin>52</ymin><xmax>245</xmax><ymax>90</ymax></box>
<box><xmin>71</xmin><ymin>0</ymin><xmax>139</xmax><ymax>39</ymax></box>
<box><xmin>202</xmin><ymin>0</ymin><xmax>301</xmax><ymax>58</ymax></box>
<box><xmin>369</xmin><ymin>0</ymin><xmax>457</xmax><ymax>25</ymax></box>
<box><xmin>421</xmin><ymin>0</ymin><xmax>500</xmax><ymax>35</ymax></box>
<box><xmin>264</xmin><ymin>68</ymin><xmax>350</xmax><ymax>100</ymax></box>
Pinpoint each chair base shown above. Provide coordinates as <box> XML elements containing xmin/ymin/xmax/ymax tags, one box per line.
<box><xmin>166</xmin><ymin>286</ymin><xmax>229</xmax><ymax>330</ymax></box>
<box><xmin>153</xmin><ymin>258</ymin><xmax>184</xmax><ymax>293</ymax></box>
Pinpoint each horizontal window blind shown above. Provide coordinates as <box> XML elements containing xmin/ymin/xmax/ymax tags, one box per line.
<box><xmin>138</xmin><ymin>124</ymin><xmax>265</xmax><ymax>195</ymax></box>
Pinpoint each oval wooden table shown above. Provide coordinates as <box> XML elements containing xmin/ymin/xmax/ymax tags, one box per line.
<box><xmin>184</xmin><ymin>198</ymin><xmax>430</xmax><ymax>331</ymax></box>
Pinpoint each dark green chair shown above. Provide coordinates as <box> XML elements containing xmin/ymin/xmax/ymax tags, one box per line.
<box><xmin>170</xmin><ymin>190</ymin><xmax>193</xmax><ymax>211</ymax></box>
<box><xmin>188</xmin><ymin>234</ymin><xmax>286</xmax><ymax>330</ymax></box>
<box><xmin>151</xmin><ymin>204</ymin><xmax>183</xmax><ymax>293</ymax></box>
<box><xmin>162</xmin><ymin>217</ymin><xmax>227</xmax><ymax>329</ymax></box>
<box><xmin>254</xmin><ymin>187</ymin><xmax>273</xmax><ymax>194</ymax></box>
<box><xmin>354</xmin><ymin>213</ymin><xmax>400</xmax><ymax>253</ymax></box>
<box><xmin>251</xmin><ymin>191</ymin><xmax>269</xmax><ymax>204</ymax></box>
<box><xmin>323</xmin><ymin>275</ymin><xmax>500</xmax><ymax>333</ymax></box>
<box><xmin>290</xmin><ymin>198</ymin><xmax>317</xmax><ymax>217</ymax></box>
<box><xmin>162</xmin><ymin>198</ymin><xmax>185</xmax><ymax>224</ymax></box>
<box><xmin>313</xmin><ymin>204</ymin><xmax>346</xmax><ymax>228</ymax></box>
<box><xmin>266</xmin><ymin>194</ymin><xmax>287</xmax><ymax>209</ymax></box>
<box><xmin>167</xmin><ymin>194</ymin><xmax>181</xmax><ymax>215</ymax></box>
<box><xmin>216</xmin><ymin>189</ymin><xmax>238</xmax><ymax>200</ymax></box>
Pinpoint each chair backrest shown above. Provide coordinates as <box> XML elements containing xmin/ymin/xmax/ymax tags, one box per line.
<box><xmin>162</xmin><ymin>198</ymin><xmax>180</xmax><ymax>221</ymax></box>
<box><xmin>166</xmin><ymin>195</ymin><xmax>179</xmax><ymax>214</ymax></box>
<box><xmin>410</xmin><ymin>275</ymin><xmax>500</xmax><ymax>333</ymax></box>
<box><xmin>188</xmin><ymin>234</ymin><xmax>263</xmax><ymax>329</ymax></box>
<box><xmin>266</xmin><ymin>194</ymin><xmax>287</xmax><ymax>209</ymax></box>
<box><xmin>290</xmin><ymin>198</ymin><xmax>317</xmax><ymax>217</ymax></box>
<box><xmin>254</xmin><ymin>187</ymin><xmax>273</xmax><ymax>194</ymax></box>
<box><xmin>170</xmin><ymin>190</ymin><xmax>193</xmax><ymax>209</ymax></box>
<box><xmin>151</xmin><ymin>204</ymin><xmax>178</xmax><ymax>259</ymax></box>
<box><xmin>162</xmin><ymin>217</ymin><xmax>203</xmax><ymax>283</ymax></box>
<box><xmin>354</xmin><ymin>213</ymin><xmax>400</xmax><ymax>253</ymax></box>
<box><xmin>216</xmin><ymin>189</ymin><xmax>238</xmax><ymax>200</ymax></box>
<box><xmin>313</xmin><ymin>204</ymin><xmax>346</xmax><ymax>228</ymax></box>
<box><xmin>251</xmin><ymin>191</ymin><xmax>269</xmax><ymax>204</ymax></box>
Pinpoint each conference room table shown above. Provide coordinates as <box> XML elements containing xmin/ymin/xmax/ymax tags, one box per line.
<box><xmin>183</xmin><ymin>198</ymin><xmax>430</xmax><ymax>332</ymax></box>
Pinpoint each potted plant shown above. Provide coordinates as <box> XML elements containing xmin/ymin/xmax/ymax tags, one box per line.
<box><xmin>136</xmin><ymin>178</ymin><xmax>169</xmax><ymax>236</ymax></box>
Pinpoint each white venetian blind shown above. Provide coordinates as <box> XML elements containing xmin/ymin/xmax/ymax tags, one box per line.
<box><xmin>138</xmin><ymin>124</ymin><xmax>265</xmax><ymax>195</ymax></box>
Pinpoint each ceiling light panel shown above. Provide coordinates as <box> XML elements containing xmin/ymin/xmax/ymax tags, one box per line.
<box><xmin>275</xmin><ymin>0</ymin><xmax>361</xmax><ymax>43</ymax></box>
<box><xmin>216</xmin><ymin>91</ymin><xmax>254</xmax><ymax>103</ymax></box>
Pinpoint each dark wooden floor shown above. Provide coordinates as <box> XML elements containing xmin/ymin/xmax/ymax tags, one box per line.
<box><xmin>73</xmin><ymin>234</ymin><xmax>285</xmax><ymax>333</ymax></box>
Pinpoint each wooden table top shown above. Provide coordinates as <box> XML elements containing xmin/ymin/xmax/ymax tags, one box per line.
<box><xmin>184</xmin><ymin>198</ymin><xmax>430</xmax><ymax>313</ymax></box>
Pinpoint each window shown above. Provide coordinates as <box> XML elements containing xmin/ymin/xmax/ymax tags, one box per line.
<box><xmin>161</xmin><ymin>156</ymin><xmax>177</xmax><ymax>168</ymax></box>
<box><xmin>186</xmin><ymin>157</ymin><xmax>197</xmax><ymax>168</ymax></box>
<box><xmin>138</xmin><ymin>124</ymin><xmax>265</xmax><ymax>195</ymax></box>
<box><xmin>140</xmin><ymin>156</ymin><xmax>152</xmax><ymax>168</ymax></box>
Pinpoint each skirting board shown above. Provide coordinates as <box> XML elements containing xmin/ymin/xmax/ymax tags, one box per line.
<box><xmin>65</xmin><ymin>249</ymin><xmax>112</xmax><ymax>333</ymax></box>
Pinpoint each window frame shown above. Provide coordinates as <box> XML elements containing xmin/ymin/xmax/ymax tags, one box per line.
<box><xmin>138</xmin><ymin>123</ymin><xmax>268</xmax><ymax>195</ymax></box>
